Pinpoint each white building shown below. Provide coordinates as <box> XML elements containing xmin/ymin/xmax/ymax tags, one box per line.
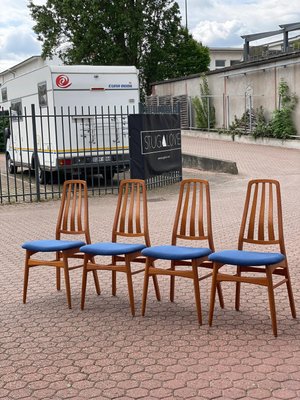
<box><xmin>209</xmin><ymin>47</ymin><xmax>243</xmax><ymax>70</ymax></box>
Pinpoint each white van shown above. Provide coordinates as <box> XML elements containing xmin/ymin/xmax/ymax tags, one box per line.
<box><xmin>0</xmin><ymin>56</ymin><xmax>139</xmax><ymax>183</ymax></box>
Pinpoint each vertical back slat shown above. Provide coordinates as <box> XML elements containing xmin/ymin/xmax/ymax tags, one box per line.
<box><xmin>128</xmin><ymin>183</ymin><xmax>135</xmax><ymax>233</ymax></box>
<box><xmin>135</xmin><ymin>183</ymin><xmax>141</xmax><ymax>234</ymax></box>
<box><xmin>172</xmin><ymin>179</ymin><xmax>213</xmax><ymax>247</ymax></box>
<box><xmin>258</xmin><ymin>182</ymin><xmax>266</xmax><ymax>240</ymax></box>
<box><xmin>240</xmin><ymin>179</ymin><xmax>283</xmax><ymax>248</ymax></box>
<box><xmin>70</xmin><ymin>183</ymin><xmax>77</xmax><ymax>231</ymax></box>
<box><xmin>77</xmin><ymin>184</ymin><xmax>83</xmax><ymax>232</ymax></box>
<box><xmin>198</xmin><ymin>182</ymin><xmax>204</xmax><ymax>237</ymax></box>
<box><xmin>113</xmin><ymin>179</ymin><xmax>148</xmax><ymax>242</ymax></box>
<box><xmin>180</xmin><ymin>183</ymin><xmax>190</xmax><ymax>236</ymax></box>
<box><xmin>63</xmin><ymin>184</ymin><xmax>72</xmax><ymax>231</ymax></box>
<box><xmin>55</xmin><ymin>180</ymin><xmax>89</xmax><ymax>240</ymax></box>
<box><xmin>119</xmin><ymin>184</ymin><xmax>129</xmax><ymax>233</ymax></box>
<box><xmin>172</xmin><ymin>180</ymin><xmax>185</xmax><ymax>245</ymax></box>
<box><xmin>247</xmin><ymin>183</ymin><xmax>258</xmax><ymax>239</ymax></box>
<box><xmin>268</xmin><ymin>183</ymin><xmax>275</xmax><ymax>241</ymax></box>
<box><xmin>189</xmin><ymin>182</ymin><xmax>196</xmax><ymax>236</ymax></box>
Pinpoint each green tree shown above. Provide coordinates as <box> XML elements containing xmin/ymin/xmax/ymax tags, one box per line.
<box><xmin>270</xmin><ymin>79</ymin><xmax>298</xmax><ymax>139</ymax></box>
<box><xmin>153</xmin><ymin>28</ymin><xmax>209</xmax><ymax>82</ymax></box>
<box><xmin>0</xmin><ymin>111</ymin><xmax>9</xmax><ymax>152</ymax></box>
<box><xmin>192</xmin><ymin>75</ymin><xmax>215</xmax><ymax>129</ymax></box>
<box><xmin>29</xmin><ymin>0</ymin><xmax>210</xmax><ymax>95</ymax></box>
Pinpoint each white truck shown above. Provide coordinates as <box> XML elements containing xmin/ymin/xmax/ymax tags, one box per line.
<box><xmin>0</xmin><ymin>56</ymin><xmax>139</xmax><ymax>183</ymax></box>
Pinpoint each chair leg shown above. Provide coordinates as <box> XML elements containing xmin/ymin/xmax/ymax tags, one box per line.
<box><xmin>56</xmin><ymin>268</ymin><xmax>61</xmax><ymax>291</ymax></box>
<box><xmin>284</xmin><ymin>265</ymin><xmax>296</xmax><ymax>318</ymax></box>
<box><xmin>56</xmin><ymin>252</ymin><xmax>61</xmax><ymax>291</ymax></box>
<box><xmin>151</xmin><ymin>261</ymin><xmax>161</xmax><ymax>301</ymax></box>
<box><xmin>217</xmin><ymin>283</ymin><xmax>224</xmax><ymax>309</ymax></box>
<box><xmin>92</xmin><ymin>271</ymin><xmax>101</xmax><ymax>295</ymax></box>
<box><xmin>63</xmin><ymin>256</ymin><xmax>72</xmax><ymax>309</ymax></box>
<box><xmin>89</xmin><ymin>256</ymin><xmax>100</xmax><ymax>295</ymax></box>
<box><xmin>125</xmin><ymin>257</ymin><xmax>135</xmax><ymax>317</ymax></box>
<box><xmin>112</xmin><ymin>271</ymin><xmax>117</xmax><ymax>296</ymax></box>
<box><xmin>152</xmin><ymin>276</ymin><xmax>161</xmax><ymax>301</ymax></box>
<box><xmin>209</xmin><ymin>263</ymin><xmax>220</xmax><ymax>326</ymax></box>
<box><xmin>141</xmin><ymin>257</ymin><xmax>151</xmax><ymax>316</ymax></box>
<box><xmin>170</xmin><ymin>261</ymin><xmax>175</xmax><ymax>302</ymax></box>
<box><xmin>266</xmin><ymin>267</ymin><xmax>277</xmax><ymax>337</ymax></box>
<box><xmin>81</xmin><ymin>256</ymin><xmax>89</xmax><ymax>310</ymax></box>
<box><xmin>192</xmin><ymin>261</ymin><xmax>202</xmax><ymax>325</ymax></box>
<box><xmin>111</xmin><ymin>256</ymin><xmax>117</xmax><ymax>296</ymax></box>
<box><xmin>235</xmin><ymin>266</ymin><xmax>241</xmax><ymax>311</ymax></box>
<box><xmin>23</xmin><ymin>251</ymin><xmax>30</xmax><ymax>304</ymax></box>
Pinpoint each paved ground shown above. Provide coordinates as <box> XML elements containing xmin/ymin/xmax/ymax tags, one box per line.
<box><xmin>1</xmin><ymin>136</ymin><xmax>300</xmax><ymax>400</ymax></box>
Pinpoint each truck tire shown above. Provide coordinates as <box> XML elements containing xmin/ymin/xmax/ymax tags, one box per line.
<box><xmin>38</xmin><ymin>167</ymin><xmax>50</xmax><ymax>185</ymax></box>
<box><xmin>6</xmin><ymin>154</ymin><xmax>18</xmax><ymax>174</ymax></box>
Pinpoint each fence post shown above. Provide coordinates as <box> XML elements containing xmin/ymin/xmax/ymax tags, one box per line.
<box><xmin>207</xmin><ymin>96</ymin><xmax>210</xmax><ymax>131</ymax></box>
<box><xmin>31</xmin><ymin>104</ymin><xmax>40</xmax><ymax>202</ymax></box>
<box><xmin>249</xmin><ymin>95</ymin><xmax>252</xmax><ymax>133</ymax></box>
<box><xmin>227</xmin><ymin>95</ymin><xmax>230</xmax><ymax>129</ymax></box>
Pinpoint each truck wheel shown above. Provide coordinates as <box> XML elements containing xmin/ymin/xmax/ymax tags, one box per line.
<box><xmin>38</xmin><ymin>167</ymin><xmax>49</xmax><ymax>185</ymax></box>
<box><xmin>6</xmin><ymin>155</ymin><xmax>18</xmax><ymax>174</ymax></box>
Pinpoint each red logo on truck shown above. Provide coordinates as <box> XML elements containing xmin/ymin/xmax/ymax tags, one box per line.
<box><xmin>56</xmin><ymin>74</ymin><xmax>72</xmax><ymax>88</ymax></box>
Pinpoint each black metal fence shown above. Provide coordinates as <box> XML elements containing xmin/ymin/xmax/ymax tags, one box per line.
<box><xmin>0</xmin><ymin>104</ymin><xmax>181</xmax><ymax>204</ymax></box>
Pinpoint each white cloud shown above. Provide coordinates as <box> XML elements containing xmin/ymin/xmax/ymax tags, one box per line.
<box><xmin>1</xmin><ymin>0</ymin><xmax>300</xmax><ymax>72</ymax></box>
<box><xmin>0</xmin><ymin>0</ymin><xmax>43</xmax><ymax>72</ymax></box>
<box><xmin>0</xmin><ymin>25</ymin><xmax>41</xmax><ymax>72</ymax></box>
<box><xmin>192</xmin><ymin>20</ymin><xmax>245</xmax><ymax>46</ymax></box>
<box><xmin>178</xmin><ymin>0</ymin><xmax>300</xmax><ymax>47</ymax></box>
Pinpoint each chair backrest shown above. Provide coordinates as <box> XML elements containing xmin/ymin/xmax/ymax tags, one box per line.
<box><xmin>55</xmin><ymin>180</ymin><xmax>90</xmax><ymax>243</ymax></box>
<box><xmin>171</xmin><ymin>179</ymin><xmax>214</xmax><ymax>250</ymax></box>
<box><xmin>238</xmin><ymin>179</ymin><xmax>285</xmax><ymax>254</ymax></box>
<box><xmin>112</xmin><ymin>179</ymin><xmax>150</xmax><ymax>246</ymax></box>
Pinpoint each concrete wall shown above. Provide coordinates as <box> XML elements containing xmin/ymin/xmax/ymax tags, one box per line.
<box><xmin>151</xmin><ymin>54</ymin><xmax>300</xmax><ymax>136</ymax></box>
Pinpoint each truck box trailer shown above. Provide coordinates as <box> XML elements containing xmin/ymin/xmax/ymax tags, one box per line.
<box><xmin>0</xmin><ymin>57</ymin><xmax>139</xmax><ymax>183</ymax></box>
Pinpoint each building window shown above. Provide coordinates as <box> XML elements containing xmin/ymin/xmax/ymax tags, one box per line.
<box><xmin>38</xmin><ymin>81</ymin><xmax>48</xmax><ymax>107</ymax></box>
<box><xmin>215</xmin><ymin>60</ymin><xmax>226</xmax><ymax>67</ymax></box>
<box><xmin>230</xmin><ymin>60</ymin><xmax>240</xmax><ymax>66</ymax></box>
<box><xmin>11</xmin><ymin>99</ymin><xmax>22</xmax><ymax>120</ymax></box>
<box><xmin>1</xmin><ymin>87</ymin><xmax>7</xmax><ymax>102</ymax></box>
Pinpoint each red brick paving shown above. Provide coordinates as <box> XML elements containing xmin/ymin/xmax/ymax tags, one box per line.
<box><xmin>0</xmin><ymin>136</ymin><xmax>300</xmax><ymax>399</ymax></box>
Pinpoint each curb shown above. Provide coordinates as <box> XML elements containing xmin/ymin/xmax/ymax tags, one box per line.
<box><xmin>182</xmin><ymin>153</ymin><xmax>238</xmax><ymax>175</ymax></box>
<box><xmin>182</xmin><ymin>130</ymin><xmax>300</xmax><ymax>150</ymax></box>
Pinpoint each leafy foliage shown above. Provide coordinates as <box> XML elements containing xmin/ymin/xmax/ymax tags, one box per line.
<box><xmin>270</xmin><ymin>79</ymin><xmax>298</xmax><ymax>139</ymax></box>
<box><xmin>252</xmin><ymin>107</ymin><xmax>272</xmax><ymax>138</ymax></box>
<box><xmin>225</xmin><ymin>80</ymin><xmax>298</xmax><ymax>140</ymax></box>
<box><xmin>29</xmin><ymin>0</ymin><xmax>210</xmax><ymax>95</ymax></box>
<box><xmin>192</xmin><ymin>75</ymin><xmax>215</xmax><ymax>129</ymax></box>
<box><xmin>0</xmin><ymin>111</ymin><xmax>9</xmax><ymax>152</ymax></box>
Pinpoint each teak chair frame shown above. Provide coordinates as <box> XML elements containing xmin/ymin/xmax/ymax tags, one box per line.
<box><xmin>81</xmin><ymin>179</ymin><xmax>160</xmax><ymax>316</ymax></box>
<box><xmin>23</xmin><ymin>180</ymin><xmax>100</xmax><ymax>308</ymax></box>
<box><xmin>142</xmin><ymin>179</ymin><xmax>224</xmax><ymax>324</ymax></box>
<box><xmin>209</xmin><ymin>179</ymin><xmax>296</xmax><ymax>336</ymax></box>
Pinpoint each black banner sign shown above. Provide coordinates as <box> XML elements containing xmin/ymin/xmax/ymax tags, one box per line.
<box><xmin>129</xmin><ymin>114</ymin><xmax>182</xmax><ymax>179</ymax></box>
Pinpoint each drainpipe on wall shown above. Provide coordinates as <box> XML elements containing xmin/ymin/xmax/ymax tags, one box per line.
<box><xmin>223</xmin><ymin>75</ymin><xmax>227</xmax><ymax>129</ymax></box>
<box><xmin>274</xmin><ymin>66</ymin><xmax>277</xmax><ymax>109</ymax></box>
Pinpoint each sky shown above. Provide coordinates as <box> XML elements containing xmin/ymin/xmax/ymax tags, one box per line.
<box><xmin>1</xmin><ymin>0</ymin><xmax>300</xmax><ymax>73</ymax></box>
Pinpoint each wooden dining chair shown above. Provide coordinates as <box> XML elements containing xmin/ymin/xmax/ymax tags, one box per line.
<box><xmin>80</xmin><ymin>179</ymin><xmax>160</xmax><ymax>316</ymax></box>
<box><xmin>22</xmin><ymin>180</ymin><xmax>100</xmax><ymax>308</ymax></box>
<box><xmin>141</xmin><ymin>179</ymin><xmax>224</xmax><ymax>324</ymax></box>
<box><xmin>208</xmin><ymin>179</ymin><xmax>296</xmax><ymax>336</ymax></box>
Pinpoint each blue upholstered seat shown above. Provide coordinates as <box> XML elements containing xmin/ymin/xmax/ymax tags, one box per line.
<box><xmin>22</xmin><ymin>240</ymin><xmax>86</xmax><ymax>252</ymax></box>
<box><xmin>80</xmin><ymin>242</ymin><xmax>146</xmax><ymax>256</ymax></box>
<box><xmin>142</xmin><ymin>245</ymin><xmax>212</xmax><ymax>260</ymax></box>
<box><xmin>208</xmin><ymin>250</ymin><xmax>285</xmax><ymax>266</ymax></box>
